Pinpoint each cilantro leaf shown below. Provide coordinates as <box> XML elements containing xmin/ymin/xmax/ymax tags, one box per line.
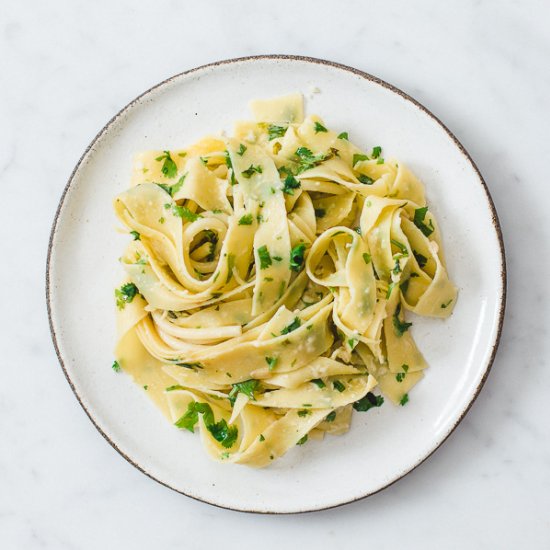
<box><xmin>358</xmin><ymin>174</ymin><xmax>374</xmax><ymax>185</ymax></box>
<box><xmin>371</xmin><ymin>146</ymin><xmax>382</xmax><ymax>159</ymax></box>
<box><xmin>229</xmin><ymin>379</ymin><xmax>259</xmax><ymax>404</ymax></box>
<box><xmin>112</xmin><ymin>360</ymin><xmax>121</xmax><ymax>372</ymax></box>
<box><xmin>296</xmin><ymin>434</ymin><xmax>308</xmax><ymax>445</ymax></box>
<box><xmin>314</xmin><ymin>121</ymin><xmax>328</xmax><ymax>133</ymax></box>
<box><xmin>209</xmin><ymin>419</ymin><xmax>239</xmax><ymax>448</ymax></box>
<box><xmin>257</xmin><ymin>245</ymin><xmax>272</xmax><ymax>269</ymax></box>
<box><xmin>353</xmin><ymin>392</ymin><xmax>384</xmax><ymax>412</ymax></box>
<box><xmin>393</xmin><ymin>303</ymin><xmax>413</xmax><ymax>336</ymax></box>
<box><xmin>241</xmin><ymin>164</ymin><xmax>263</xmax><ymax>178</ymax></box>
<box><xmin>238</xmin><ymin>213</ymin><xmax>254</xmax><ymax>225</ymax></box>
<box><xmin>353</xmin><ymin>153</ymin><xmax>369</xmax><ymax>166</ymax></box>
<box><xmin>325</xmin><ymin>411</ymin><xmax>337</xmax><ymax>422</ymax></box>
<box><xmin>298</xmin><ymin>409</ymin><xmax>311</xmax><ymax>417</ymax></box>
<box><xmin>362</xmin><ymin>253</ymin><xmax>371</xmax><ymax>265</ymax></box>
<box><xmin>130</xmin><ymin>231</ymin><xmax>140</xmax><ymax>241</ymax></box>
<box><xmin>413</xmin><ymin>206</ymin><xmax>435</xmax><ymax>237</ymax></box>
<box><xmin>267</xmin><ymin>125</ymin><xmax>287</xmax><ymax>140</ymax></box>
<box><xmin>281</xmin><ymin>317</ymin><xmax>301</xmax><ymax>335</ymax></box>
<box><xmin>172</xmin><ymin>205</ymin><xmax>201</xmax><ymax>222</ymax></box>
<box><xmin>115</xmin><ymin>283</ymin><xmax>138</xmax><ymax>310</ymax></box>
<box><xmin>333</xmin><ymin>380</ymin><xmax>346</xmax><ymax>392</ymax></box>
<box><xmin>237</xmin><ymin>143</ymin><xmax>247</xmax><ymax>156</ymax></box>
<box><xmin>312</xmin><ymin>378</ymin><xmax>326</xmax><ymax>389</ymax></box>
<box><xmin>337</xmin><ymin>132</ymin><xmax>349</xmax><ymax>140</ymax></box>
<box><xmin>413</xmin><ymin>250</ymin><xmax>428</xmax><ymax>268</ymax></box>
<box><xmin>289</xmin><ymin>243</ymin><xmax>306</xmax><ymax>272</ymax></box>
<box><xmin>294</xmin><ymin>147</ymin><xmax>329</xmax><ymax>174</ymax></box>
<box><xmin>400</xmin><ymin>393</ymin><xmax>409</xmax><ymax>406</ymax></box>
<box><xmin>265</xmin><ymin>356</ymin><xmax>278</xmax><ymax>370</ymax></box>
<box><xmin>282</xmin><ymin>173</ymin><xmax>301</xmax><ymax>195</ymax></box>
<box><xmin>155</xmin><ymin>150</ymin><xmax>178</xmax><ymax>179</ymax></box>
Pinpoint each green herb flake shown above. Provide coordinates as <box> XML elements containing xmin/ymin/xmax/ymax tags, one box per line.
<box><xmin>259</xmin><ymin>434</ymin><xmax>265</xmax><ymax>442</ymax></box>
<box><xmin>115</xmin><ymin>283</ymin><xmax>139</xmax><ymax>309</ymax></box>
<box><xmin>353</xmin><ymin>153</ymin><xmax>369</xmax><ymax>166</ymax></box>
<box><xmin>172</xmin><ymin>205</ymin><xmax>201</xmax><ymax>222</ymax></box>
<box><xmin>265</xmin><ymin>356</ymin><xmax>278</xmax><ymax>371</ymax></box>
<box><xmin>280</xmin><ymin>317</ymin><xmax>301</xmax><ymax>335</ymax></box>
<box><xmin>314</xmin><ymin>121</ymin><xmax>328</xmax><ymax>133</ymax></box>
<box><xmin>130</xmin><ymin>231</ymin><xmax>140</xmax><ymax>241</ymax></box>
<box><xmin>155</xmin><ymin>150</ymin><xmax>178</xmax><ymax>179</ymax></box>
<box><xmin>441</xmin><ymin>299</ymin><xmax>453</xmax><ymax>309</ymax></box>
<box><xmin>391</xmin><ymin>239</ymin><xmax>408</xmax><ymax>256</ymax></box>
<box><xmin>362</xmin><ymin>252</ymin><xmax>372</xmax><ymax>265</ymax></box>
<box><xmin>325</xmin><ymin>411</ymin><xmax>337</xmax><ymax>422</ymax></box>
<box><xmin>413</xmin><ymin>206</ymin><xmax>435</xmax><ymax>237</ymax></box>
<box><xmin>282</xmin><ymin>173</ymin><xmax>301</xmax><ymax>195</ymax></box>
<box><xmin>333</xmin><ymin>380</ymin><xmax>346</xmax><ymax>393</ymax></box>
<box><xmin>296</xmin><ymin>434</ymin><xmax>308</xmax><ymax>446</ymax></box>
<box><xmin>371</xmin><ymin>146</ymin><xmax>382</xmax><ymax>159</ymax></box>
<box><xmin>294</xmin><ymin>147</ymin><xmax>328</xmax><ymax>174</ymax></box>
<box><xmin>238</xmin><ymin>213</ymin><xmax>254</xmax><ymax>225</ymax></box>
<box><xmin>337</xmin><ymin>132</ymin><xmax>349</xmax><ymax>140</ymax></box>
<box><xmin>290</xmin><ymin>243</ymin><xmax>306</xmax><ymax>272</ymax></box>
<box><xmin>267</xmin><ymin>124</ymin><xmax>287</xmax><ymax>140</ymax></box>
<box><xmin>314</xmin><ymin>208</ymin><xmax>326</xmax><ymax>218</ymax></box>
<box><xmin>312</xmin><ymin>378</ymin><xmax>326</xmax><ymax>389</ymax></box>
<box><xmin>400</xmin><ymin>393</ymin><xmax>409</xmax><ymax>406</ymax></box>
<box><xmin>229</xmin><ymin>379</ymin><xmax>259</xmax><ymax>404</ymax></box>
<box><xmin>176</xmin><ymin>362</ymin><xmax>204</xmax><ymax>370</ymax></box>
<box><xmin>257</xmin><ymin>245</ymin><xmax>272</xmax><ymax>269</ymax></box>
<box><xmin>165</xmin><ymin>385</ymin><xmax>185</xmax><ymax>392</ymax></box>
<box><xmin>413</xmin><ymin>250</ymin><xmax>428</xmax><ymax>268</ymax></box>
<box><xmin>377</xmin><ymin>157</ymin><xmax>385</xmax><ymax>164</ymax></box>
<box><xmin>386</xmin><ymin>282</ymin><xmax>396</xmax><ymax>299</ymax></box>
<box><xmin>298</xmin><ymin>409</ymin><xmax>311</xmax><ymax>417</ymax></box>
<box><xmin>112</xmin><ymin>360</ymin><xmax>121</xmax><ymax>372</ymax></box>
<box><xmin>353</xmin><ymin>392</ymin><xmax>384</xmax><ymax>412</ymax></box>
<box><xmin>393</xmin><ymin>303</ymin><xmax>413</xmax><ymax>337</ymax></box>
<box><xmin>358</xmin><ymin>174</ymin><xmax>374</xmax><ymax>185</ymax></box>
<box><xmin>241</xmin><ymin>164</ymin><xmax>263</xmax><ymax>179</ymax></box>
<box><xmin>237</xmin><ymin>143</ymin><xmax>247</xmax><ymax>156</ymax></box>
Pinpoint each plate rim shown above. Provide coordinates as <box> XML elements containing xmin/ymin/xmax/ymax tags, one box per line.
<box><xmin>45</xmin><ymin>54</ymin><xmax>507</xmax><ymax>514</ymax></box>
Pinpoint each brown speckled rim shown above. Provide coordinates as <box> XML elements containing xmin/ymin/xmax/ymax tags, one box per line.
<box><xmin>46</xmin><ymin>54</ymin><xmax>507</xmax><ymax>514</ymax></box>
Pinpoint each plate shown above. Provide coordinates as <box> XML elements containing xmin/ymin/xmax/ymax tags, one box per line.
<box><xmin>47</xmin><ymin>55</ymin><xmax>506</xmax><ymax>513</ymax></box>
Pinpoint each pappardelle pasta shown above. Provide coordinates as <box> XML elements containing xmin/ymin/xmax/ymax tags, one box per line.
<box><xmin>113</xmin><ymin>93</ymin><xmax>457</xmax><ymax>467</ymax></box>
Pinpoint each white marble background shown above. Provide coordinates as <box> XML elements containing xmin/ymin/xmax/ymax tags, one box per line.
<box><xmin>1</xmin><ymin>0</ymin><xmax>549</xmax><ymax>547</ymax></box>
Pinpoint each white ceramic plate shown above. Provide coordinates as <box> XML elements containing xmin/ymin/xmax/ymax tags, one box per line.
<box><xmin>47</xmin><ymin>56</ymin><xmax>506</xmax><ymax>514</ymax></box>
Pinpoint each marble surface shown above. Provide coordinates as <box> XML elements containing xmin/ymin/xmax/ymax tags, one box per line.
<box><xmin>1</xmin><ymin>0</ymin><xmax>549</xmax><ymax>547</ymax></box>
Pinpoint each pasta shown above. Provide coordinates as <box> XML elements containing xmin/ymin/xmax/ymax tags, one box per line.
<box><xmin>113</xmin><ymin>93</ymin><xmax>457</xmax><ymax>467</ymax></box>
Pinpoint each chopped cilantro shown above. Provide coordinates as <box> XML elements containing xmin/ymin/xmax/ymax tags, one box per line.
<box><xmin>376</xmin><ymin>157</ymin><xmax>385</xmax><ymax>164</ymax></box>
<box><xmin>314</xmin><ymin>121</ymin><xmax>328</xmax><ymax>133</ymax></box>
<box><xmin>229</xmin><ymin>379</ymin><xmax>259</xmax><ymax>404</ymax></box>
<box><xmin>237</xmin><ymin>143</ymin><xmax>247</xmax><ymax>156</ymax></box>
<box><xmin>199</xmin><ymin>156</ymin><xmax>208</xmax><ymax>165</ymax></box>
<box><xmin>333</xmin><ymin>380</ymin><xmax>346</xmax><ymax>392</ymax></box>
<box><xmin>325</xmin><ymin>411</ymin><xmax>337</xmax><ymax>422</ymax></box>
<box><xmin>348</xmin><ymin>338</ymin><xmax>357</xmax><ymax>349</ymax></box>
<box><xmin>352</xmin><ymin>153</ymin><xmax>369</xmax><ymax>166</ymax></box>
<box><xmin>209</xmin><ymin>419</ymin><xmax>239</xmax><ymax>448</ymax></box>
<box><xmin>289</xmin><ymin>243</ymin><xmax>306</xmax><ymax>272</ymax></box>
<box><xmin>393</xmin><ymin>303</ymin><xmax>413</xmax><ymax>336</ymax></box>
<box><xmin>413</xmin><ymin>250</ymin><xmax>428</xmax><ymax>268</ymax></box>
<box><xmin>386</xmin><ymin>282</ymin><xmax>396</xmax><ymax>299</ymax></box>
<box><xmin>391</xmin><ymin>239</ymin><xmax>408</xmax><ymax>256</ymax></box>
<box><xmin>353</xmin><ymin>392</ymin><xmax>384</xmax><ymax>412</ymax></box>
<box><xmin>314</xmin><ymin>208</ymin><xmax>326</xmax><ymax>218</ymax></box>
<box><xmin>259</xmin><ymin>434</ymin><xmax>265</xmax><ymax>442</ymax></box>
<box><xmin>238</xmin><ymin>213</ymin><xmax>254</xmax><ymax>225</ymax></box>
<box><xmin>413</xmin><ymin>206</ymin><xmax>434</xmax><ymax>237</ymax></box>
<box><xmin>362</xmin><ymin>252</ymin><xmax>371</xmax><ymax>265</ymax></box>
<box><xmin>267</xmin><ymin>124</ymin><xmax>287</xmax><ymax>140</ymax></box>
<box><xmin>115</xmin><ymin>283</ymin><xmax>138</xmax><ymax>309</ymax></box>
<box><xmin>130</xmin><ymin>231</ymin><xmax>140</xmax><ymax>241</ymax></box>
<box><xmin>358</xmin><ymin>174</ymin><xmax>374</xmax><ymax>185</ymax></box>
<box><xmin>265</xmin><ymin>356</ymin><xmax>278</xmax><ymax>370</ymax></box>
<box><xmin>337</xmin><ymin>132</ymin><xmax>349</xmax><ymax>140</ymax></box>
<box><xmin>400</xmin><ymin>393</ymin><xmax>409</xmax><ymax>406</ymax></box>
<box><xmin>112</xmin><ymin>360</ymin><xmax>121</xmax><ymax>372</ymax></box>
<box><xmin>294</xmin><ymin>147</ymin><xmax>328</xmax><ymax>174</ymax></box>
<box><xmin>165</xmin><ymin>385</ymin><xmax>185</xmax><ymax>392</ymax></box>
<box><xmin>257</xmin><ymin>245</ymin><xmax>272</xmax><ymax>269</ymax></box>
<box><xmin>296</xmin><ymin>434</ymin><xmax>308</xmax><ymax>445</ymax></box>
<box><xmin>143</xmin><ymin>385</ymin><xmax>148</xmax><ymax>390</ymax></box>
<box><xmin>241</xmin><ymin>164</ymin><xmax>263</xmax><ymax>178</ymax></box>
<box><xmin>280</xmin><ymin>317</ymin><xmax>301</xmax><ymax>335</ymax></box>
<box><xmin>282</xmin><ymin>173</ymin><xmax>301</xmax><ymax>195</ymax></box>
<box><xmin>155</xmin><ymin>150</ymin><xmax>178</xmax><ymax>179</ymax></box>
<box><xmin>172</xmin><ymin>205</ymin><xmax>201</xmax><ymax>222</ymax></box>
<box><xmin>298</xmin><ymin>409</ymin><xmax>311</xmax><ymax>417</ymax></box>
<box><xmin>312</xmin><ymin>379</ymin><xmax>326</xmax><ymax>389</ymax></box>
<box><xmin>176</xmin><ymin>362</ymin><xmax>204</xmax><ymax>370</ymax></box>
<box><xmin>371</xmin><ymin>146</ymin><xmax>382</xmax><ymax>159</ymax></box>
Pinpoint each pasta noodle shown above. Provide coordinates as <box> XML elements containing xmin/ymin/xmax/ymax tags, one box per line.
<box><xmin>113</xmin><ymin>93</ymin><xmax>457</xmax><ymax>467</ymax></box>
